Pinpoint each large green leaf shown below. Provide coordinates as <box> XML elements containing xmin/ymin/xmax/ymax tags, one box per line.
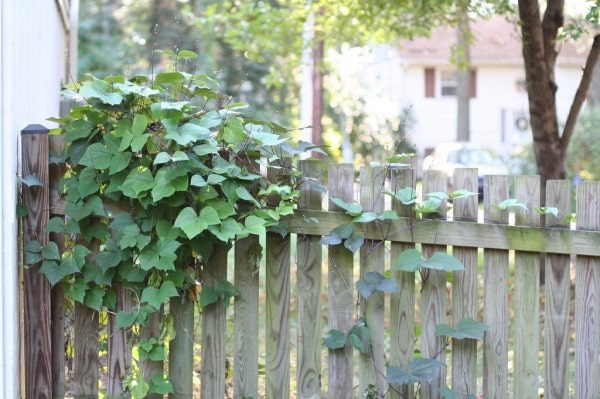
<box><xmin>141</xmin><ymin>281</ymin><xmax>179</xmax><ymax>310</ymax></box>
<box><xmin>120</xmin><ymin>166</ymin><xmax>155</xmax><ymax>198</ymax></box>
<box><xmin>435</xmin><ymin>317</ymin><xmax>488</xmax><ymax>340</ymax></box>
<box><xmin>386</xmin><ymin>358</ymin><xmax>443</xmax><ymax>385</ymax></box>
<box><xmin>356</xmin><ymin>271</ymin><xmax>399</xmax><ymax>299</ymax></box>
<box><xmin>394</xmin><ymin>249</ymin><xmax>464</xmax><ymax>272</ymax></box>
<box><xmin>79</xmin><ymin>78</ymin><xmax>123</xmax><ymax>105</ymax></box>
<box><xmin>173</xmin><ymin>206</ymin><xmax>220</xmax><ymax>239</ymax></box>
<box><xmin>348</xmin><ymin>319</ymin><xmax>371</xmax><ymax>354</ymax></box>
<box><xmin>322</xmin><ymin>329</ymin><xmax>347</xmax><ymax>350</ymax></box>
<box><xmin>79</xmin><ymin>143</ymin><xmax>113</xmax><ymax>169</ymax></box>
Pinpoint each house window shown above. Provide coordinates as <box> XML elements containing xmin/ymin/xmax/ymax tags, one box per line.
<box><xmin>440</xmin><ymin>71</ymin><xmax>457</xmax><ymax>96</ymax></box>
<box><xmin>424</xmin><ymin>68</ymin><xmax>477</xmax><ymax>98</ymax></box>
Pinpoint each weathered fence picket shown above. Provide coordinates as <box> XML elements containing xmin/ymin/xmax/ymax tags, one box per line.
<box><xmin>326</xmin><ymin>163</ymin><xmax>355</xmax><ymax>399</ymax></box>
<box><xmin>544</xmin><ymin>179</ymin><xmax>571</xmax><ymax>399</ymax></box>
<box><xmin>20</xmin><ymin>139</ymin><xmax>600</xmax><ymax>398</ymax></box>
<box><xmin>450</xmin><ymin>168</ymin><xmax>479</xmax><ymax>397</ymax></box>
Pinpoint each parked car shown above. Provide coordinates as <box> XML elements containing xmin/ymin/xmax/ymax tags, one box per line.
<box><xmin>422</xmin><ymin>141</ymin><xmax>508</xmax><ymax>194</ymax></box>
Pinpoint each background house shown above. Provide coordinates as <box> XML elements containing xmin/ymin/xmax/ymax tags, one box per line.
<box><xmin>361</xmin><ymin>16</ymin><xmax>589</xmax><ymax>159</ymax></box>
<box><xmin>0</xmin><ymin>0</ymin><xmax>78</xmax><ymax>396</ymax></box>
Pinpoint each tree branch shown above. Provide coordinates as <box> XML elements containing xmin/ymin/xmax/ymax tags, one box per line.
<box><xmin>542</xmin><ymin>0</ymin><xmax>565</xmax><ymax>90</ymax></box>
<box><xmin>560</xmin><ymin>34</ymin><xmax>600</xmax><ymax>150</ymax></box>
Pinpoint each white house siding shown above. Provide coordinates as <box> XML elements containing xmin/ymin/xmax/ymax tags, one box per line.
<box><xmin>0</xmin><ymin>0</ymin><xmax>76</xmax><ymax>397</ymax></box>
<box><xmin>396</xmin><ymin>61</ymin><xmax>584</xmax><ymax>157</ymax></box>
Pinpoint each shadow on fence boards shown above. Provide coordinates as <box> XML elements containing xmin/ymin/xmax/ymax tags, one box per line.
<box><xmin>21</xmin><ymin>126</ymin><xmax>600</xmax><ymax>399</ymax></box>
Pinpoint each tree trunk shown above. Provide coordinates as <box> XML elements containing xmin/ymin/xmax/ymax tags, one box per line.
<box><xmin>518</xmin><ymin>0</ymin><xmax>564</xmax><ymax>189</ymax></box>
<box><xmin>456</xmin><ymin>1</ymin><xmax>471</xmax><ymax>142</ymax></box>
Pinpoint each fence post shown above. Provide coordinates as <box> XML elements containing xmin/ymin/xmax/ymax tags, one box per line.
<box><xmin>296</xmin><ymin>159</ymin><xmax>323</xmax><ymax>398</ymax></box>
<box><xmin>575</xmin><ymin>182</ymin><xmax>600</xmax><ymax>399</ymax></box>
<box><xmin>513</xmin><ymin>175</ymin><xmax>541</xmax><ymax>398</ymax></box>
<box><xmin>358</xmin><ymin>165</ymin><xmax>386</xmax><ymax>396</ymax></box>
<box><xmin>389</xmin><ymin>167</ymin><xmax>417</xmax><ymax>399</ymax></box>
<box><xmin>544</xmin><ymin>180</ymin><xmax>571</xmax><ymax>399</ymax></box>
<box><xmin>327</xmin><ymin>163</ymin><xmax>355</xmax><ymax>399</ymax></box>
<box><xmin>21</xmin><ymin>124</ymin><xmax>52</xmax><ymax>398</ymax></box>
<box><xmin>450</xmin><ymin>168</ymin><xmax>479</xmax><ymax>397</ymax></box>
<box><xmin>420</xmin><ymin>170</ymin><xmax>448</xmax><ymax>399</ymax></box>
<box><xmin>482</xmin><ymin>175</ymin><xmax>510</xmax><ymax>398</ymax></box>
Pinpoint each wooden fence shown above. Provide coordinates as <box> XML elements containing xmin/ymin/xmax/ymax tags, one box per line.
<box><xmin>20</xmin><ymin>127</ymin><xmax>600</xmax><ymax>398</ymax></box>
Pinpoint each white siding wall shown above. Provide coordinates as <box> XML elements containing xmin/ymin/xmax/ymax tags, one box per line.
<box><xmin>398</xmin><ymin>62</ymin><xmax>584</xmax><ymax>157</ymax></box>
<box><xmin>0</xmin><ymin>1</ymin><xmax>74</xmax><ymax>396</ymax></box>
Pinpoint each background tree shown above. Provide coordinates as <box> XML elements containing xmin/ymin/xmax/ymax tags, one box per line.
<box><xmin>518</xmin><ymin>0</ymin><xmax>600</xmax><ymax>193</ymax></box>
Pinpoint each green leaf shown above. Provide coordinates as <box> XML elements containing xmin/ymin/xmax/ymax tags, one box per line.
<box><xmin>77</xmin><ymin>167</ymin><xmax>100</xmax><ymax>197</ymax></box>
<box><xmin>154</xmin><ymin>152</ymin><xmax>172</xmax><ymax>165</ymax></box>
<box><xmin>393</xmin><ymin>249</ymin><xmax>425</xmax><ymax>272</ymax></box>
<box><xmin>116</xmin><ymin>310</ymin><xmax>138</xmax><ymax>329</ymax></box>
<box><xmin>84</xmin><ymin>286</ymin><xmax>105</xmax><ymax>311</ymax></box>
<box><xmin>141</xmin><ymin>281</ymin><xmax>179</xmax><ymax>310</ymax></box>
<box><xmin>435</xmin><ymin>317</ymin><xmax>488</xmax><ymax>340</ymax></box>
<box><xmin>348</xmin><ymin>320</ymin><xmax>372</xmax><ymax>354</ymax></box>
<box><xmin>495</xmin><ymin>198</ymin><xmax>528</xmax><ymax>211</ymax></box>
<box><xmin>322</xmin><ymin>329</ymin><xmax>347</xmax><ymax>350</ymax></box>
<box><xmin>353</xmin><ymin>212</ymin><xmax>378</xmax><ymax>223</ymax></box>
<box><xmin>64</xmin><ymin>119</ymin><xmax>95</xmax><ymax>142</ymax></box>
<box><xmin>120</xmin><ymin>166</ymin><xmax>155</xmax><ymax>198</ymax></box>
<box><xmin>40</xmin><ymin>259</ymin><xmax>78</xmax><ymax>286</ymax></box>
<box><xmin>174</xmin><ymin>206</ymin><xmax>220</xmax><ymax>239</ymax></box>
<box><xmin>216</xmin><ymin>280</ymin><xmax>239</xmax><ymax>308</ymax></box>
<box><xmin>165</xmin><ymin>122</ymin><xmax>210</xmax><ymax>146</ymax></box>
<box><xmin>208</xmin><ymin>218</ymin><xmax>243</xmax><ymax>242</ymax></box>
<box><xmin>79</xmin><ymin>143</ymin><xmax>113</xmax><ymax>169</ymax></box>
<box><xmin>219</xmin><ymin>116</ymin><xmax>245</xmax><ymax>143</ymax></box>
<box><xmin>379</xmin><ymin>210</ymin><xmax>399</xmax><ymax>220</ymax></box>
<box><xmin>356</xmin><ymin>271</ymin><xmax>399</xmax><ymax>299</ymax></box>
<box><xmin>18</xmin><ymin>174</ymin><xmax>44</xmax><ymax>187</ymax></box>
<box><xmin>320</xmin><ymin>223</ymin><xmax>354</xmax><ymax>246</ymax></box>
<box><xmin>154</xmin><ymin>72</ymin><xmax>186</xmax><ymax>86</ymax></box>
<box><xmin>109</xmin><ymin>151</ymin><xmax>132</xmax><ymax>175</ymax></box>
<box><xmin>79</xmin><ymin>78</ymin><xmax>123</xmax><ymax>105</ymax></box>
<box><xmin>200</xmin><ymin>286</ymin><xmax>218</xmax><ymax>307</ymax></box>
<box><xmin>343</xmin><ymin>233</ymin><xmax>364</xmax><ymax>253</ymax></box>
<box><xmin>394</xmin><ymin>249</ymin><xmax>464</xmax><ymax>272</ymax></box>
<box><xmin>42</xmin><ymin>242</ymin><xmax>61</xmax><ymax>261</ymax></box>
<box><xmin>449</xmin><ymin>189</ymin><xmax>478</xmax><ymax>199</ymax></box>
<box><xmin>424</xmin><ymin>252</ymin><xmax>465</xmax><ymax>271</ymax></box>
<box><xmin>388</xmin><ymin>187</ymin><xmax>417</xmax><ymax>205</ymax></box>
<box><xmin>149</xmin><ymin>375</ymin><xmax>173</xmax><ymax>395</ymax></box>
<box><xmin>45</xmin><ymin>217</ymin><xmax>65</xmax><ymax>234</ymax></box>
<box><xmin>534</xmin><ymin>206</ymin><xmax>559</xmax><ymax>217</ymax></box>
<box><xmin>330</xmin><ymin>197</ymin><xmax>363</xmax><ymax>216</ymax></box>
<box><xmin>386</xmin><ymin>358</ymin><xmax>443</xmax><ymax>385</ymax></box>
<box><xmin>244</xmin><ymin>215</ymin><xmax>266</xmax><ymax>236</ymax></box>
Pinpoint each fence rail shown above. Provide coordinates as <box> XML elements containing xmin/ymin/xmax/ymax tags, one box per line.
<box><xmin>20</xmin><ymin>129</ymin><xmax>600</xmax><ymax>398</ymax></box>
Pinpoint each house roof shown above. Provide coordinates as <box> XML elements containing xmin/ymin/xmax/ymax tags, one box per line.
<box><xmin>397</xmin><ymin>16</ymin><xmax>589</xmax><ymax>66</ymax></box>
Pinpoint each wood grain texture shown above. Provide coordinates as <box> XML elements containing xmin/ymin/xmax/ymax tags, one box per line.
<box><xmin>544</xmin><ymin>180</ymin><xmax>571</xmax><ymax>399</ymax></box>
<box><xmin>107</xmin><ymin>281</ymin><xmax>131</xmax><ymax>397</ymax></box>
<box><xmin>327</xmin><ymin>164</ymin><xmax>355</xmax><ymax>399</ymax></box>
<box><xmin>358</xmin><ymin>166</ymin><xmax>386</xmax><ymax>398</ymax></box>
<box><xmin>575</xmin><ymin>182</ymin><xmax>600</xmax><ymax>399</ymax></box>
<box><xmin>169</xmin><ymin>298</ymin><xmax>194</xmax><ymax>399</ymax></box>
<box><xmin>482</xmin><ymin>175</ymin><xmax>510</xmax><ymax>399</ymax></box>
<box><xmin>72</xmin><ymin>304</ymin><xmax>99</xmax><ymax>398</ymax></box>
<box><xmin>285</xmin><ymin>210</ymin><xmax>600</xmax><ymax>256</ymax></box>
<box><xmin>200</xmin><ymin>246</ymin><xmax>228</xmax><ymax>399</ymax></box>
<box><xmin>450</xmin><ymin>168</ymin><xmax>479</xmax><ymax>397</ymax></box>
<box><xmin>420</xmin><ymin>170</ymin><xmax>447</xmax><ymax>399</ymax></box>
<box><xmin>265</xmin><ymin>231</ymin><xmax>291</xmax><ymax>398</ymax></box>
<box><xmin>234</xmin><ymin>236</ymin><xmax>260</xmax><ymax>398</ymax></box>
<box><xmin>49</xmin><ymin>134</ymin><xmax>66</xmax><ymax>399</ymax></box>
<box><xmin>389</xmin><ymin>167</ymin><xmax>416</xmax><ymax>399</ymax></box>
<box><xmin>21</xmin><ymin>128</ymin><xmax>52</xmax><ymax>398</ymax></box>
<box><xmin>513</xmin><ymin>175</ymin><xmax>541</xmax><ymax>399</ymax></box>
<box><xmin>296</xmin><ymin>160</ymin><xmax>323</xmax><ymax>399</ymax></box>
